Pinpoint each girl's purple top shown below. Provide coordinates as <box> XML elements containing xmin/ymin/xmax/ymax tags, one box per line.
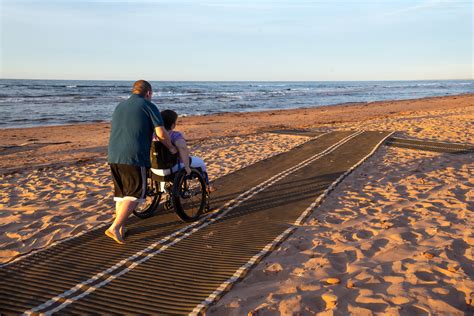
<box><xmin>151</xmin><ymin>130</ymin><xmax>187</xmax><ymax>165</ymax></box>
<box><xmin>152</xmin><ymin>130</ymin><xmax>185</xmax><ymax>144</ymax></box>
<box><xmin>170</xmin><ymin>131</ymin><xmax>185</xmax><ymax>145</ymax></box>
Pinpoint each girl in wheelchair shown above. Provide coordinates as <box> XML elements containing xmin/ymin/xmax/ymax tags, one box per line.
<box><xmin>152</xmin><ymin>109</ymin><xmax>213</xmax><ymax>192</ymax></box>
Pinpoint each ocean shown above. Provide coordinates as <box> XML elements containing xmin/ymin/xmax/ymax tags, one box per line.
<box><xmin>0</xmin><ymin>79</ymin><xmax>472</xmax><ymax>129</ymax></box>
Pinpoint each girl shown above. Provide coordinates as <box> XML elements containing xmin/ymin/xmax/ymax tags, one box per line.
<box><xmin>153</xmin><ymin>110</ymin><xmax>213</xmax><ymax>192</ymax></box>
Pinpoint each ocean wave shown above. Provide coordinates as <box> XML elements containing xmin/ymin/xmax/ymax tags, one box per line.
<box><xmin>0</xmin><ymin>93</ymin><xmax>82</xmax><ymax>98</ymax></box>
<box><xmin>1</xmin><ymin>79</ymin><xmax>473</xmax><ymax>129</ymax></box>
<box><xmin>72</xmin><ymin>96</ymin><xmax>96</xmax><ymax>100</ymax></box>
<box><xmin>76</xmin><ymin>84</ymin><xmax>124</xmax><ymax>88</ymax></box>
<box><xmin>381</xmin><ymin>83</ymin><xmax>450</xmax><ymax>89</ymax></box>
<box><xmin>450</xmin><ymin>82</ymin><xmax>474</xmax><ymax>86</ymax></box>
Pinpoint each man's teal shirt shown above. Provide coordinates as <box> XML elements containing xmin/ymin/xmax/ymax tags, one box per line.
<box><xmin>108</xmin><ymin>94</ymin><xmax>163</xmax><ymax>167</ymax></box>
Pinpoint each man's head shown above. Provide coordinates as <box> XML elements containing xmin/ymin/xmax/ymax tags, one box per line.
<box><xmin>132</xmin><ymin>80</ymin><xmax>152</xmax><ymax>100</ymax></box>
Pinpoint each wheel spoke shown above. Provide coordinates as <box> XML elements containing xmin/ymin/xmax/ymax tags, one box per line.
<box><xmin>173</xmin><ymin>169</ymin><xmax>207</xmax><ymax>222</ymax></box>
<box><xmin>133</xmin><ymin>176</ymin><xmax>161</xmax><ymax>219</ymax></box>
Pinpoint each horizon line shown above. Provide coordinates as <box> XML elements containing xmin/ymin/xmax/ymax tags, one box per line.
<box><xmin>1</xmin><ymin>77</ymin><xmax>473</xmax><ymax>82</ymax></box>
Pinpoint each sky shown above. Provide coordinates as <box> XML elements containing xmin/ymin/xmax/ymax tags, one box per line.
<box><xmin>0</xmin><ymin>0</ymin><xmax>472</xmax><ymax>81</ymax></box>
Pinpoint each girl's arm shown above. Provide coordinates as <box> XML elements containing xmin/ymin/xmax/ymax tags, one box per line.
<box><xmin>174</xmin><ymin>138</ymin><xmax>191</xmax><ymax>174</ymax></box>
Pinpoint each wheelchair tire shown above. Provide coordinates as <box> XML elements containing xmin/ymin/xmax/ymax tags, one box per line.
<box><xmin>133</xmin><ymin>177</ymin><xmax>162</xmax><ymax>219</ymax></box>
<box><xmin>172</xmin><ymin>168</ymin><xmax>207</xmax><ymax>222</ymax></box>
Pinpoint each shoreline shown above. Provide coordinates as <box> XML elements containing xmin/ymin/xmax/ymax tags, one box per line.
<box><xmin>1</xmin><ymin>92</ymin><xmax>472</xmax><ymax>132</ymax></box>
<box><xmin>1</xmin><ymin>94</ymin><xmax>473</xmax><ymax>175</ymax></box>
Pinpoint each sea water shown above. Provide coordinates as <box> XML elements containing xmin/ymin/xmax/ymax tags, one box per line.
<box><xmin>0</xmin><ymin>79</ymin><xmax>472</xmax><ymax>128</ymax></box>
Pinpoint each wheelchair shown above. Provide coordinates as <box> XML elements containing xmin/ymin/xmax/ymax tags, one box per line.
<box><xmin>133</xmin><ymin>141</ymin><xmax>209</xmax><ymax>222</ymax></box>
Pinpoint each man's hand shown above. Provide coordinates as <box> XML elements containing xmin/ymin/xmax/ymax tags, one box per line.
<box><xmin>155</xmin><ymin>126</ymin><xmax>176</xmax><ymax>153</ymax></box>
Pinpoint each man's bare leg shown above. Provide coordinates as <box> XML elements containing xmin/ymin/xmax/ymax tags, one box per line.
<box><xmin>114</xmin><ymin>200</ymin><xmax>122</xmax><ymax>217</ymax></box>
<box><xmin>114</xmin><ymin>201</ymin><xmax>127</xmax><ymax>237</ymax></box>
<box><xmin>106</xmin><ymin>199</ymin><xmax>137</xmax><ymax>244</ymax></box>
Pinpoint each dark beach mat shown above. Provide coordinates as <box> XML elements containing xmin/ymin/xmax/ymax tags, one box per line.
<box><xmin>0</xmin><ymin>130</ymin><xmax>392</xmax><ymax>315</ymax></box>
<box><xmin>385</xmin><ymin>137</ymin><xmax>474</xmax><ymax>154</ymax></box>
<box><xmin>266</xmin><ymin>128</ymin><xmax>325</xmax><ymax>137</ymax></box>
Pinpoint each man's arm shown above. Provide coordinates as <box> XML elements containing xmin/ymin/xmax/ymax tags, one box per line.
<box><xmin>154</xmin><ymin>126</ymin><xmax>177</xmax><ymax>154</ymax></box>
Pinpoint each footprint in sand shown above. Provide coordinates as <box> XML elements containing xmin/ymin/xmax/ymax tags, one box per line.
<box><xmin>325</xmin><ymin>251</ymin><xmax>356</xmax><ymax>273</ymax></box>
<box><xmin>354</xmin><ymin>295</ymin><xmax>389</xmax><ymax>313</ymax></box>
<box><xmin>289</xmin><ymin>237</ymin><xmax>312</xmax><ymax>251</ymax></box>
<box><xmin>323</xmin><ymin>215</ymin><xmax>345</xmax><ymax>225</ymax></box>
<box><xmin>24</xmin><ymin>221</ymin><xmax>43</xmax><ymax>230</ymax></box>
<box><xmin>360</xmin><ymin>238</ymin><xmax>390</xmax><ymax>257</ymax></box>
<box><xmin>352</xmin><ymin>229</ymin><xmax>374</xmax><ymax>240</ymax></box>
<box><xmin>79</xmin><ymin>199</ymin><xmax>97</xmax><ymax>208</ymax></box>
<box><xmin>334</xmin><ymin>209</ymin><xmax>357</xmax><ymax>219</ymax></box>
<box><xmin>340</xmin><ymin>230</ymin><xmax>357</xmax><ymax>242</ymax></box>
<box><xmin>365</xmin><ymin>208</ymin><xmax>382</xmax><ymax>216</ymax></box>
<box><xmin>414</xmin><ymin>270</ymin><xmax>438</xmax><ymax>284</ymax></box>
<box><xmin>399</xmin><ymin>231</ymin><xmax>422</xmax><ymax>245</ymax></box>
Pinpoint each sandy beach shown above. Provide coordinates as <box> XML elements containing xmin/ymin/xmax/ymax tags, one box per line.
<box><xmin>1</xmin><ymin>94</ymin><xmax>473</xmax><ymax>314</ymax></box>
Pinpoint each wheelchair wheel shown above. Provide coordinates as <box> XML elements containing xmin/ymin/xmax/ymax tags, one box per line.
<box><xmin>133</xmin><ymin>176</ymin><xmax>162</xmax><ymax>219</ymax></box>
<box><xmin>172</xmin><ymin>168</ymin><xmax>207</xmax><ymax>222</ymax></box>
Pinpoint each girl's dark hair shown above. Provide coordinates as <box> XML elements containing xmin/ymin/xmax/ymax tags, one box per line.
<box><xmin>161</xmin><ymin>109</ymin><xmax>178</xmax><ymax>130</ymax></box>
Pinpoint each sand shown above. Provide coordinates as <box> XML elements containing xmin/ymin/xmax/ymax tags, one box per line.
<box><xmin>208</xmin><ymin>97</ymin><xmax>474</xmax><ymax>315</ymax></box>
<box><xmin>0</xmin><ymin>132</ymin><xmax>310</xmax><ymax>262</ymax></box>
<box><xmin>1</xmin><ymin>94</ymin><xmax>473</xmax><ymax>314</ymax></box>
<box><xmin>209</xmin><ymin>147</ymin><xmax>473</xmax><ymax>315</ymax></box>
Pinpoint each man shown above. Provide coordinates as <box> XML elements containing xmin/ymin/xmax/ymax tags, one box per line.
<box><xmin>106</xmin><ymin>80</ymin><xmax>177</xmax><ymax>244</ymax></box>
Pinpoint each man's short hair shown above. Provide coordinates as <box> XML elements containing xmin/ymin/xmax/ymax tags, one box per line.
<box><xmin>161</xmin><ymin>110</ymin><xmax>178</xmax><ymax>130</ymax></box>
<box><xmin>132</xmin><ymin>80</ymin><xmax>152</xmax><ymax>97</ymax></box>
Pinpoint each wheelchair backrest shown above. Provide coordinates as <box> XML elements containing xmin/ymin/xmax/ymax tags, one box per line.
<box><xmin>151</xmin><ymin>141</ymin><xmax>179</xmax><ymax>170</ymax></box>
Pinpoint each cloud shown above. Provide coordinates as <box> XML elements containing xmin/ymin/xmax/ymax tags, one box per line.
<box><xmin>382</xmin><ymin>0</ymin><xmax>460</xmax><ymax>17</ymax></box>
